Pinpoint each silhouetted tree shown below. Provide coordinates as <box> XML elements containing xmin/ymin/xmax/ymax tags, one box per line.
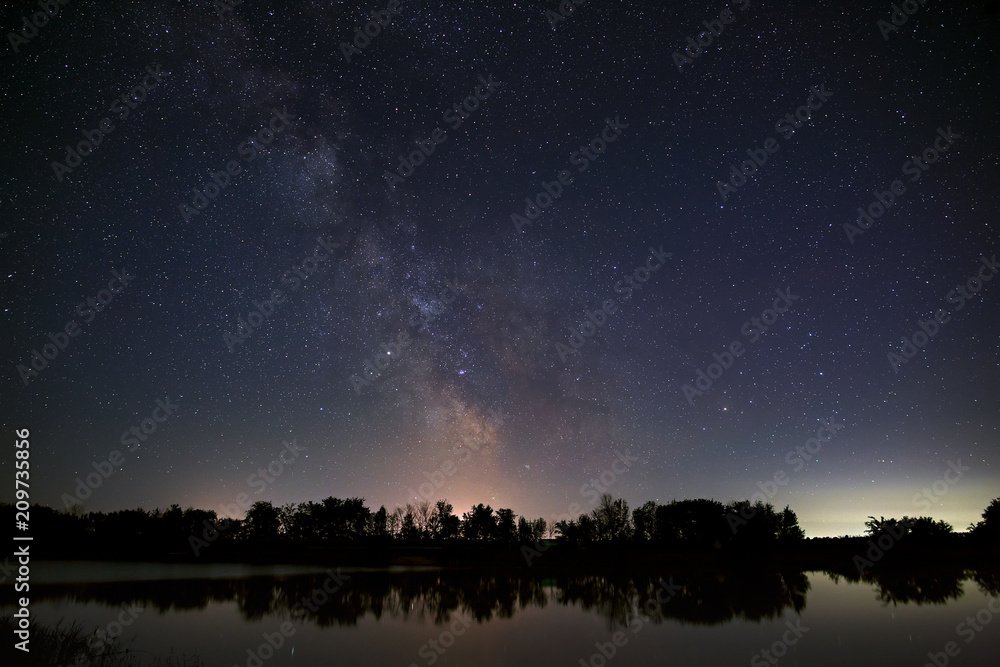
<box><xmin>531</xmin><ymin>517</ymin><xmax>547</xmax><ymax>542</ymax></box>
<box><xmin>592</xmin><ymin>494</ymin><xmax>631</xmax><ymax>542</ymax></box>
<box><xmin>496</xmin><ymin>508</ymin><xmax>517</xmax><ymax>543</ymax></box>
<box><xmin>461</xmin><ymin>504</ymin><xmax>497</xmax><ymax>540</ymax></box>
<box><xmin>244</xmin><ymin>501</ymin><xmax>280</xmax><ymax>540</ymax></box>
<box><xmin>657</xmin><ymin>499</ymin><xmax>727</xmax><ymax>547</ymax></box>
<box><xmin>182</xmin><ymin>507</ymin><xmax>224</xmax><ymax>541</ymax></box>
<box><xmin>370</xmin><ymin>505</ymin><xmax>389</xmax><ymax>538</ymax></box>
<box><xmin>401</xmin><ymin>508</ymin><xmax>420</xmax><ymax>540</ymax></box>
<box><xmin>288</xmin><ymin>501</ymin><xmax>323</xmax><ymax>539</ymax></box>
<box><xmin>277</xmin><ymin>503</ymin><xmax>299</xmax><ymax>538</ymax></box>
<box><xmin>907</xmin><ymin>516</ymin><xmax>953</xmax><ymax>540</ymax></box>
<box><xmin>316</xmin><ymin>497</ymin><xmax>371</xmax><ymax>539</ymax></box>
<box><xmin>161</xmin><ymin>504</ymin><xmax>185</xmax><ymax>544</ymax></box>
<box><xmin>388</xmin><ymin>506</ymin><xmax>404</xmax><ymax>537</ymax></box>
<box><xmin>430</xmin><ymin>500</ymin><xmax>460</xmax><ymax>540</ymax></box>
<box><xmin>632</xmin><ymin>500</ymin><xmax>657</xmax><ymax>542</ymax></box>
<box><xmin>413</xmin><ymin>500</ymin><xmax>434</xmax><ymax>537</ymax></box>
<box><xmin>865</xmin><ymin>515</ymin><xmax>912</xmax><ymax>539</ymax></box>
<box><xmin>971</xmin><ymin>497</ymin><xmax>1000</xmax><ymax>540</ymax></box>
<box><xmin>555</xmin><ymin>514</ymin><xmax>597</xmax><ymax>543</ymax></box>
<box><xmin>554</xmin><ymin>518</ymin><xmax>578</xmax><ymax>543</ymax></box>
<box><xmin>577</xmin><ymin>514</ymin><xmax>597</xmax><ymax>542</ymax></box>
<box><xmin>778</xmin><ymin>505</ymin><xmax>805</xmax><ymax>542</ymax></box>
<box><xmin>517</xmin><ymin>516</ymin><xmax>533</xmax><ymax>542</ymax></box>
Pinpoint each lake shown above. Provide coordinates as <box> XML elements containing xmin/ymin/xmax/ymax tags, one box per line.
<box><xmin>5</xmin><ymin>561</ymin><xmax>999</xmax><ymax>666</ymax></box>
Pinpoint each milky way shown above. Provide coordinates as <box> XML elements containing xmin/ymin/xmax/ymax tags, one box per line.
<box><xmin>3</xmin><ymin>0</ymin><xmax>999</xmax><ymax>537</ymax></box>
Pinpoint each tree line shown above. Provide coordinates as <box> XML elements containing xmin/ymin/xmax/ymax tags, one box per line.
<box><xmin>3</xmin><ymin>495</ymin><xmax>996</xmax><ymax>556</ymax></box>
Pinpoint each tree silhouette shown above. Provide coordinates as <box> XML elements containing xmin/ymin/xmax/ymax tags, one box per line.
<box><xmin>244</xmin><ymin>501</ymin><xmax>280</xmax><ymax>540</ymax></box>
<box><xmin>592</xmin><ymin>494</ymin><xmax>631</xmax><ymax>542</ymax></box>
<box><xmin>4</xmin><ymin>493</ymin><xmax>990</xmax><ymax>560</ymax></box>
<box><xmin>430</xmin><ymin>500</ymin><xmax>460</xmax><ymax>539</ymax></box>
<box><xmin>517</xmin><ymin>516</ymin><xmax>533</xmax><ymax>542</ymax></box>
<box><xmin>908</xmin><ymin>516</ymin><xmax>953</xmax><ymax>540</ymax></box>
<box><xmin>971</xmin><ymin>497</ymin><xmax>1000</xmax><ymax>539</ymax></box>
<box><xmin>401</xmin><ymin>507</ymin><xmax>419</xmax><ymax>539</ymax></box>
<box><xmin>657</xmin><ymin>499</ymin><xmax>727</xmax><ymax>547</ymax></box>
<box><xmin>632</xmin><ymin>500</ymin><xmax>657</xmax><ymax>542</ymax></box>
<box><xmin>531</xmin><ymin>517</ymin><xmax>547</xmax><ymax>541</ymax></box>
<box><xmin>461</xmin><ymin>504</ymin><xmax>497</xmax><ymax>540</ymax></box>
<box><xmin>370</xmin><ymin>505</ymin><xmax>389</xmax><ymax>538</ymax></box>
<box><xmin>388</xmin><ymin>506</ymin><xmax>404</xmax><ymax>537</ymax></box>
<box><xmin>495</xmin><ymin>508</ymin><xmax>517</xmax><ymax>543</ymax></box>
<box><xmin>779</xmin><ymin>505</ymin><xmax>805</xmax><ymax>542</ymax></box>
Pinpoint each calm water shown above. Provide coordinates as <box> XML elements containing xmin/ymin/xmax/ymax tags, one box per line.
<box><xmin>5</xmin><ymin>561</ymin><xmax>1000</xmax><ymax>666</ymax></box>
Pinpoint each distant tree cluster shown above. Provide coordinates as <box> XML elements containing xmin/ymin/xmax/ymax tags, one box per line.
<box><xmin>555</xmin><ymin>496</ymin><xmax>805</xmax><ymax>548</ymax></box>
<box><xmin>864</xmin><ymin>515</ymin><xmax>955</xmax><ymax>540</ymax></box>
<box><xmin>862</xmin><ymin>499</ymin><xmax>1000</xmax><ymax>542</ymax></box>
<box><xmin>231</xmin><ymin>494</ymin><xmax>808</xmax><ymax>550</ymax></box>
<box><xmin>262</xmin><ymin>498</ymin><xmax>548</xmax><ymax>544</ymax></box>
<box><xmin>2</xmin><ymin>495</ymin><xmax>995</xmax><ymax>557</ymax></box>
<box><xmin>971</xmin><ymin>497</ymin><xmax>1000</xmax><ymax>538</ymax></box>
<box><xmin>0</xmin><ymin>498</ymin><xmax>550</xmax><ymax>554</ymax></box>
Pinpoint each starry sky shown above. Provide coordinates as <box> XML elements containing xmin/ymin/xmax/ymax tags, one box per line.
<box><xmin>2</xmin><ymin>0</ymin><xmax>999</xmax><ymax>538</ymax></box>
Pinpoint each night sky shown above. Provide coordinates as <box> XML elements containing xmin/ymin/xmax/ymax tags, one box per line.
<box><xmin>3</xmin><ymin>0</ymin><xmax>999</xmax><ymax>538</ymax></box>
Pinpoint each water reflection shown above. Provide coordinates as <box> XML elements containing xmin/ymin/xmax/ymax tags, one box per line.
<box><xmin>555</xmin><ymin>570</ymin><xmax>808</xmax><ymax>627</ymax></box>
<box><xmin>10</xmin><ymin>566</ymin><xmax>995</xmax><ymax>628</ymax></box>
<box><xmin>827</xmin><ymin>567</ymin><xmax>968</xmax><ymax>606</ymax></box>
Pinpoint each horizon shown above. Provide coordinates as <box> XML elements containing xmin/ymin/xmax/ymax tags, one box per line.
<box><xmin>38</xmin><ymin>482</ymin><xmax>993</xmax><ymax>540</ymax></box>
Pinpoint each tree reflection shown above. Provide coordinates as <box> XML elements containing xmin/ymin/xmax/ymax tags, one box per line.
<box><xmin>826</xmin><ymin>567</ymin><xmax>968</xmax><ymax>606</ymax></box>
<box><xmin>11</xmin><ymin>566</ymin><xmax>996</xmax><ymax>628</ymax></box>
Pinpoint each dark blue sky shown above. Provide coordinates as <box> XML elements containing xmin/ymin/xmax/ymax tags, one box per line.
<box><xmin>2</xmin><ymin>0</ymin><xmax>998</xmax><ymax>536</ymax></box>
